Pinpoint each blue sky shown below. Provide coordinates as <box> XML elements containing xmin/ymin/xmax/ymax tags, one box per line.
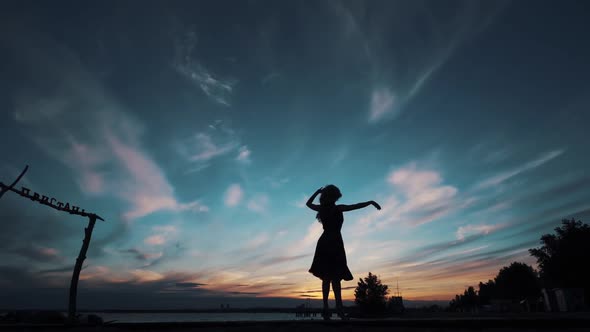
<box><xmin>1</xmin><ymin>0</ymin><xmax>590</xmax><ymax>309</ymax></box>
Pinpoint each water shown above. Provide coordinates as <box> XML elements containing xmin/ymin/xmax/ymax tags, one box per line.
<box><xmin>88</xmin><ymin>312</ymin><xmax>319</xmax><ymax>323</ymax></box>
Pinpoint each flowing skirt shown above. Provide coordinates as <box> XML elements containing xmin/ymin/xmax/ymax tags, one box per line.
<box><xmin>309</xmin><ymin>231</ymin><xmax>353</xmax><ymax>281</ymax></box>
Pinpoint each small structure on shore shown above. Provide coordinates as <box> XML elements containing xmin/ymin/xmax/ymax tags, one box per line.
<box><xmin>295</xmin><ymin>299</ymin><xmax>318</xmax><ymax>317</ymax></box>
<box><xmin>388</xmin><ymin>280</ymin><xmax>405</xmax><ymax>314</ymax></box>
<box><xmin>543</xmin><ymin>288</ymin><xmax>586</xmax><ymax>312</ymax></box>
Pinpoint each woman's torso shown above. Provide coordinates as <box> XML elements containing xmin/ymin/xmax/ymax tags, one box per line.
<box><xmin>320</xmin><ymin>205</ymin><xmax>344</xmax><ymax>232</ymax></box>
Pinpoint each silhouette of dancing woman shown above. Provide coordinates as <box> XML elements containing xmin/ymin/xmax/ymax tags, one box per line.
<box><xmin>306</xmin><ymin>185</ymin><xmax>381</xmax><ymax>320</ymax></box>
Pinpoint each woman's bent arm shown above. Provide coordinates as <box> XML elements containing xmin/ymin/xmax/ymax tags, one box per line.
<box><xmin>306</xmin><ymin>187</ymin><xmax>323</xmax><ymax>211</ymax></box>
<box><xmin>338</xmin><ymin>201</ymin><xmax>381</xmax><ymax>212</ymax></box>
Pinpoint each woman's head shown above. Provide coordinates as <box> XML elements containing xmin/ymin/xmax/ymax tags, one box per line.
<box><xmin>316</xmin><ymin>185</ymin><xmax>341</xmax><ymax>223</ymax></box>
<box><xmin>319</xmin><ymin>184</ymin><xmax>342</xmax><ymax>206</ymax></box>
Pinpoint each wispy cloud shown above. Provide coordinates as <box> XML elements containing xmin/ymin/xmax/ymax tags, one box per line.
<box><xmin>120</xmin><ymin>248</ymin><xmax>163</xmax><ymax>262</ymax></box>
<box><xmin>130</xmin><ymin>269</ymin><xmax>165</xmax><ymax>282</ymax></box>
<box><xmin>351</xmin><ymin>163</ymin><xmax>458</xmax><ymax>233</ymax></box>
<box><xmin>8</xmin><ymin>28</ymin><xmax>207</xmax><ymax>222</ymax></box>
<box><xmin>386</xmin><ymin>163</ymin><xmax>458</xmax><ymax>225</ymax></box>
<box><xmin>177</xmin><ymin>121</ymin><xmax>247</xmax><ymax>170</ymax></box>
<box><xmin>13</xmin><ymin>245</ymin><xmax>62</xmax><ymax>262</ymax></box>
<box><xmin>331</xmin><ymin>2</ymin><xmax>509</xmax><ymax>123</ymax></box>
<box><xmin>144</xmin><ymin>235</ymin><xmax>166</xmax><ymax>246</ymax></box>
<box><xmin>369</xmin><ymin>87</ymin><xmax>396</xmax><ymax>123</ymax></box>
<box><xmin>456</xmin><ymin>223</ymin><xmax>503</xmax><ymax>241</ymax></box>
<box><xmin>288</xmin><ymin>222</ymin><xmax>323</xmax><ymax>255</ymax></box>
<box><xmin>247</xmin><ymin>194</ymin><xmax>269</xmax><ymax>213</ymax></box>
<box><xmin>293</xmin><ymin>195</ymin><xmax>309</xmax><ymax>208</ymax></box>
<box><xmin>267</xmin><ymin>177</ymin><xmax>290</xmax><ymax>189</ymax></box>
<box><xmin>224</xmin><ymin>184</ymin><xmax>244</xmax><ymax>207</ymax></box>
<box><xmin>244</xmin><ymin>233</ymin><xmax>270</xmax><ymax>250</ymax></box>
<box><xmin>236</xmin><ymin>146</ymin><xmax>252</xmax><ymax>163</ymax></box>
<box><xmin>143</xmin><ymin>224</ymin><xmax>179</xmax><ymax>247</ymax></box>
<box><xmin>173</xmin><ymin>27</ymin><xmax>236</xmax><ymax>106</ymax></box>
<box><xmin>476</xmin><ymin>149</ymin><xmax>564</xmax><ymax>189</ymax></box>
<box><xmin>105</xmin><ymin>131</ymin><xmax>209</xmax><ymax>220</ymax></box>
<box><xmin>185</xmin><ymin>133</ymin><xmax>238</xmax><ymax>162</ymax></box>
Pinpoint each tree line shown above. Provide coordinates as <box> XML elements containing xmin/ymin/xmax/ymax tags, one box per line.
<box><xmin>449</xmin><ymin>218</ymin><xmax>590</xmax><ymax>312</ymax></box>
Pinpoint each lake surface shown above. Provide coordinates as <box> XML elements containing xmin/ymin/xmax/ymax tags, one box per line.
<box><xmin>89</xmin><ymin>312</ymin><xmax>319</xmax><ymax>323</ymax></box>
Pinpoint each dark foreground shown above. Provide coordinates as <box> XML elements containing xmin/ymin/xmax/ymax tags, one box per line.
<box><xmin>1</xmin><ymin>315</ymin><xmax>590</xmax><ymax>332</ymax></box>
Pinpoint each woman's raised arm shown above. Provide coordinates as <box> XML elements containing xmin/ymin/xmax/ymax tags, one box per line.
<box><xmin>306</xmin><ymin>187</ymin><xmax>323</xmax><ymax>211</ymax></box>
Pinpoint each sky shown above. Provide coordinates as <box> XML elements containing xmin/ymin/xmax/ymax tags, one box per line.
<box><xmin>1</xmin><ymin>0</ymin><xmax>590</xmax><ymax>310</ymax></box>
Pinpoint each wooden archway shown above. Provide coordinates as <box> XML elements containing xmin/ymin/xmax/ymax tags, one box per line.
<box><xmin>1</xmin><ymin>165</ymin><xmax>106</xmax><ymax>322</ymax></box>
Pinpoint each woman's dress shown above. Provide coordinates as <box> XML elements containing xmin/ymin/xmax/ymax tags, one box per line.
<box><xmin>308</xmin><ymin>206</ymin><xmax>353</xmax><ymax>281</ymax></box>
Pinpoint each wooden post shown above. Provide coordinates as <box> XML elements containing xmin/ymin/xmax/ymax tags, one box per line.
<box><xmin>68</xmin><ymin>214</ymin><xmax>97</xmax><ymax>322</ymax></box>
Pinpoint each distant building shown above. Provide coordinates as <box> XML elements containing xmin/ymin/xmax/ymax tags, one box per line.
<box><xmin>543</xmin><ymin>288</ymin><xmax>585</xmax><ymax>312</ymax></box>
<box><xmin>389</xmin><ymin>296</ymin><xmax>404</xmax><ymax>313</ymax></box>
<box><xmin>388</xmin><ymin>280</ymin><xmax>405</xmax><ymax>314</ymax></box>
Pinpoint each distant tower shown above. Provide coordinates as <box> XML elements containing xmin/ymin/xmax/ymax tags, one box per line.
<box><xmin>389</xmin><ymin>278</ymin><xmax>405</xmax><ymax>314</ymax></box>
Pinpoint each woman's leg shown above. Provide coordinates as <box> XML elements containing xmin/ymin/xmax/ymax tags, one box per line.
<box><xmin>332</xmin><ymin>280</ymin><xmax>348</xmax><ymax>319</ymax></box>
<box><xmin>322</xmin><ymin>279</ymin><xmax>331</xmax><ymax>309</ymax></box>
<box><xmin>331</xmin><ymin>280</ymin><xmax>342</xmax><ymax>310</ymax></box>
<box><xmin>322</xmin><ymin>279</ymin><xmax>331</xmax><ymax>319</ymax></box>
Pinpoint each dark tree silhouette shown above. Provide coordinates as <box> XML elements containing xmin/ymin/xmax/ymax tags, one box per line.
<box><xmin>478</xmin><ymin>280</ymin><xmax>495</xmax><ymax>305</ymax></box>
<box><xmin>463</xmin><ymin>286</ymin><xmax>478</xmax><ymax>311</ymax></box>
<box><xmin>529</xmin><ymin>218</ymin><xmax>590</xmax><ymax>302</ymax></box>
<box><xmin>450</xmin><ymin>262</ymin><xmax>540</xmax><ymax>311</ymax></box>
<box><xmin>354</xmin><ymin>272</ymin><xmax>389</xmax><ymax>314</ymax></box>
<box><xmin>494</xmin><ymin>262</ymin><xmax>540</xmax><ymax>301</ymax></box>
<box><xmin>449</xmin><ymin>286</ymin><xmax>479</xmax><ymax>312</ymax></box>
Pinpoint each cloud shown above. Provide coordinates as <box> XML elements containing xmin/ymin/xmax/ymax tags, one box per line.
<box><xmin>348</xmin><ymin>163</ymin><xmax>460</xmax><ymax>239</ymax></box>
<box><xmin>386</xmin><ymin>163</ymin><xmax>458</xmax><ymax>226</ymax></box>
<box><xmin>5</xmin><ymin>26</ymin><xmax>208</xmax><ymax>222</ymax></box>
<box><xmin>129</xmin><ymin>269</ymin><xmax>165</xmax><ymax>282</ymax></box>
<box><xmin>456</xmin><ymin>224</ymin><xmax>503</xmax><ymax>241</ymax></box>
<box><xmin>266</xmin><ymin>177</ymin><xmax>290</xmax><ymax>189</ymax></box>
<box><xmin>236</xmin><ymin>146</ymin><xmax>252</xmax><ymax>163</ymax></box>
<box><xmin>177</xmin><ymin>121</ymin><xmax>245</xmax><ymax>169</ymax></box>
<box><xmin>244</xmin><ymin>233</ymin><xmax>270</xmax><ymax>250</ymax></box>
<box><xmin>173</xmin><ymin>26</ymin><xmax>236</xmax><ymax>106</ymax></box>
<box><xmin>143</xmin><ymin>224</ymin><xmax>179</xmax><ymax>246</ymax></box>
<box><xmin>293</xmin><ymin>195</ymin><xmax>309</xmax><ymax>208</ymax></box>
<box><xmin>476</xmin><ymin>149</ymin><xmax>564</xmax><ymax>189</ymax></box>
<box><xmin>369</xmin><ymin>87</ymin><xmax>396</xmax><ymax>123</ymax></box>
<box><xmin>247</xmin><ymin>194</ymin><xmax>269</xmax><ymax>213</ymax></box>
<box><xmin>330</xmin><ymin>1</ymin><xmax>509</xmax><ymax>123</ymax></box>
<box><xmin>12</xmin><ymin>245</ymin><xmax>62</xmax><ymax>262</ymax></box>
<box><xmin>0</xmin><ymin>197</ymin><xmax>82</xmax><ymax>265</ymax></box>
<box><xmin>261</xmin><ymin>72</ymin><xmax>280</xmax><ymax>85</ymax></box>
<box><xmin>0</xmin><ymin>263</ymin><xmax>320</xmax><ymax>309</ymax></box>
<box><xmin>288</xmin><ymin>222</ymin><xmax>323</xmax><ymax>255</ymax></box>
<box><xmin>176</xmin><ymin>282</ymin><xmax>207</xmax><ymax>288</ymax></box>
<box><xmin>186</xmin><ymin>133</ymin><xmax>238</xmax><ymax>162</ymax></box>
<box><xmin>144</xmin><ymin>235</ymin><xmax>166</xmax><ymax>246</ymax></box>
<box><xmin>259</xmin><ymin>254</ymin><xmax>310</xmax><ymax>267</ymax></box>
<box><xmin>105</xmin><ymin>132</ymin><xmax>209</xmax><ymax>220</ymax></box>
<box><xmin>390</xmin><ymin>166</ymin><xmax>441</xmax><ymax>192</ymax></box>
<box><xmin>120</xmin><ymin>248</ymin><xmax>163</xmax><ymax>261</ymax></box>
<box><xmin>390</xmin><ymin>165</ymin><xmax>457</xmax><ymax>208</ymax></box>
<box><xmin>224</xmin><ymin>184</ymin><xmax>244</xmax><ymax>207</ymax></box>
